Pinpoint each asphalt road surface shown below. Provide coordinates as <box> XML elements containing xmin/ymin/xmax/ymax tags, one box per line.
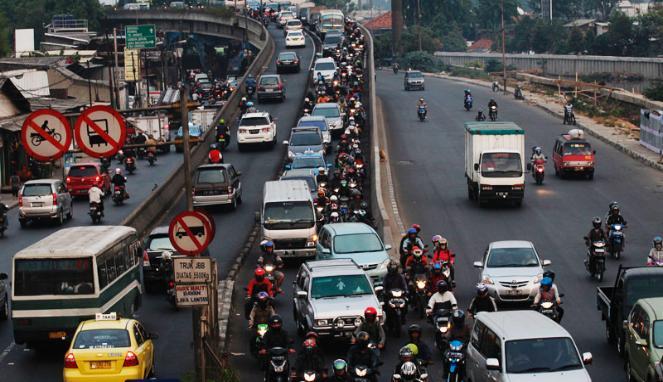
<box><xmin>227</xmin><ymin>70</ymin><xmax>663</xmax><ymax>382</ymax></box>
<box><xmin>0</xmin><ymin>24</ymin><xmax>315</xmax><ymax>381</ymax></box>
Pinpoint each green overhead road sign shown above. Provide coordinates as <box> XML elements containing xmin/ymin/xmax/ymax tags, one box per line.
<box><xmin>125</xmin><ymin>24</ymin><xmax>156</xmax><ymax>49</ymax></box>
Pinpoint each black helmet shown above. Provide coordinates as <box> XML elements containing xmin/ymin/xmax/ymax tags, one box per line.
<box><xmin>387</xmin><ymin>261</ymin><xmax>399</xmax><ymax>274</ymax></box>
<box><xmin>452</xmin><ymin>309</ymin><xmax>465</xmax><ymax>326</ymax></box>
<box><xmin>543</xmin><ymin>270</ymin><xmax>556</xmax><ymax>282</ymax></box>
<box><xmin>592</xmin><ymin>217</ymin><xmax>602</xmax><ymax>229</ymax></box>
<box><xmin>437</xmin><ymin>280</ymin><xmax>449</xmax><ymax>293</ymax></box>
<box><xmin>407</xmin><ymin>324</ymin><xmax>421</xmax><ymax>337</ymax></box>
<box><xmin>360</xmin><ymin>201</ymin><xmax>369</xmax><ymax>210</ymax></box>
<box><xmin>355</xmin><ymin>331</ymin><xmax>370</xmax><ymax>347</ymax></box>
<box><xmin>268</xmin><ymin>315</ymin><xmax>283</xmax><ymax>329</ymax></box>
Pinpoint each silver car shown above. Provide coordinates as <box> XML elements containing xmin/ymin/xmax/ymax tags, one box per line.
<box><xmin>473</xmin><ymin>240</ymin><xmax>551</xmax><ymax>304</ymax></box>
<box><xmin>284</xmin><ymin>127</ymin><xmax>325</xmax><ymax>160</ymax></box>
<box><xmin>19</xmin><ymin>179</ymin><xmax>73</xmax><ymax>227</ymax></box>
<box><xmin>312</xmin><ymin>103</ymin><xmax>344</xmax><ymax>134</ymax></box>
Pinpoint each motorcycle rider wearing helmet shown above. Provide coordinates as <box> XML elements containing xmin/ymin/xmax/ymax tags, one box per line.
<box><xmin>400</xmin><ymin>226</ymin><xmax>424</xmax><ymax>267</ymax></box>
<box><xmin>257</xmin><ymin>240</ymin><xmax>285</xmax><ymax>293</ymax></box>
<box><xmin>353</xmin><ymin>307</ymin><xmax>385</xmax><ymax>355</ymax></box>
<box><xmin>605</xmin><ymin>202</ymin><xmax>627</xmax><ymax>238</ymax></box>
<box><xmin>393</xmin><ymin>345</ymin><xmax>428</xmax><ymax>379</ymax></box>
<box><xmin>328</xmin><ymin>359</ymin><xmax>351</xmax><ymax>382</ymax></box>
<box><xmin>246</xmin><ymin>74</ymin><xmax>257</xmax><ymax>93</ymax></box>
<box><xmin>88</xmin><ymin>184</ymin><xmax>105</xmax><ymax>217</ymax></box>
<box><xmin>427</xmin><ymin>280</ymin><xmax>458</xmax><ymax>316</ymax></box>
<box><xmin>647</xmin><ymin>236</ymin><xmax>663</xmax><ymax>265</ymax></box>
<box><xmin>215</xmin><ymin>118</ymin><xmax>228</xmax><ymax>144</ymax></box>
<box><xmin>468</xmin><ymin>283</ymin><xmax>497</xmax><ymax>318</ymax></box>
<box><xmin>303</xmin><ymin>97</ymin><xmax>314</xmax><ymax>112</ymax></box>
<box><xmin>382</xmin><ymin>260</ymin><xmax>408</xmax><ymax>296</ymax></box>
<box><xmin>431</xmin><ymin>235</ymin><xmax>455</xmax><ymax>281</ymax></box>
<box><xmin>585</xmin><ymin>216</ymin><xmax>608</xmax><ymax>270</ymax></box>
<box><xmin>294</xmin><ymin>339</ymin><xmax>327</xmax><ymax>379</ymax></box>
<box><xmin>488</xmin><ymin>98</ymin><xmax>498</xmax><ymax>110</ymax></box>
<box><xmin>417</xmin><ymin>98</ymin><xmax>428</xmax><ymax>118</ymax></box>
<box><xmin>533</xmin><ymin>277</ymin><xmax>563</xmax><ymax>321</ymax></box>
<box><xmin>316</xmin><ymin>188</ymin><xmax>329</xmax><ymax>208</ymax></box>
<box><xmin>248</xmin><ymin>291</ymin><xmax>275</xmax><ymax>329</ymax></box>
<box><xmin>442</xmin><ymin>310</ymin><xmax>471</xmax><ymax>377</ymax></box>
<box><xmin>347</xmin><ymin>331</ymin><xmax>380</xmax><ymax>381</ymax></box>
<box><xmin>530</xmin><ymin>146</ymin><xmax>546</xmax><ymax>162</ymax></box>
<box><xmin>111</xmin><ymin>168</ymin><xmax>128</xmax><ymax>199</ymax></box>
<box><xmin>208</xmin><ymin>143</ymin><xmax>223</xmax><ymax>164</ymax></box>
<box><xmin>239</xmin><ymin>96</ymin><xmax>249</xmax><ymax>113</ymax></box>
<box><xmin>316</xmin><ymin>167</ymin><xmax>329</xmax><ymax>185</ymax></box>
<box><xmin>259</xmin><ymin>315</ymin><xmax>294</xmax><ymax>355</ymax></box>
<box><xmin>245</xmin><ymin>267</ymin><xmax>274</xmax><ymax>318</ymax></box>
<box><xmin>405</xmin><ymin>324</ymin><xmax>432</xmax><ymax>366</ymax></box>
<box><xmin>405</xmin><ymin>246</ymin><xmax>429</xmax><ymax>282</ymax></box>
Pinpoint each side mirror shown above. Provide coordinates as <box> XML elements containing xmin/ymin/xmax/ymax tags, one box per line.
<box><xmin>526</xmin><ymin>163</ymin><xmax>532</xmax><ymax>171</ymax></box>
<box><xmin>474</xmin><ymin>163</ymin><xmax>479</xmax><ymax>171</ymax></box>
<box><xmin>473</xmin><ymin>261</ymin><xmax>483</xmax><ymax>268</ymax></box>
<box><xmin>0</xmin><ymin>273</ymin><xmax>7</xmax><ymax>280</ymax></box>
<box><xmin>254</xmin><ymin>211</ymin><xmax>261</xmax><ymax>223</ymax></box>
<box><xmin>635</xmin><ymin>339</ymin><xmax>648</xmax><ymax>347</ymax></box>
<box><xmin>582</xmin><ymin>352</ymin><xmax>593</xmax><ymax>365</ymax></box>
<box><xmin>385</xmin><ymin>244</ymin><xmax>392</xmax><ymax>251</ymax></box>
<box><xmin>320</xmin><ymin>247</ymin><xmax>331</xmax><ymax>255</ymax></box>
<box><xmin>486</xmin><ymin>358</ymin><xmax>500</xmax><ymax>371</ymax></box>
<box><xmin>542</xmin><ymin>259</ymin><xmax>552</xmax><ymax>266</ymax></box>
<box><xmin>296</xmin><ymin>290</ymin><xmax>308</xmax><ymax>298</ymax></box>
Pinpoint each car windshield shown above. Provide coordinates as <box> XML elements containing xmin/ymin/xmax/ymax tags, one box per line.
<box><xmin>148</xmin><ymin>236</ymin><xmax>176</xmax><ymax>251</ymax></box>
<box><xmin>506</xmin><ymin>338</ymin><xmax>582</xmax><ymax>373</ymax></box>
<box><xmin>311</xmin><ymin>275</ymin><xmax>372</xmax><ymax>298</ymax></box>
<box><xmin>487</xmin><ymin>247</ymin><xmax>539</xmax><ymax>268</ymax></box>
<box><xmin>280</xmin><ymin>53</ymin><xmax>297</xmax><ymax>60</ymax></box>
<box><xmin>334</xmin><ymin>233</ymin><xmax>383</xmax><ymax>254</ymax></box>
<box><xmin>324</xmin><ymin>35</ymin><xmax>341</xmax><ymax>44</ymax></box>
<box><xmin>314</xmin><ymin>62</ymin><xmax>336</xmax><ymax>71</ymax></box>
<box><xmin>263</xmin><ymin>201</ymin><xmax>315</xmax><ymax>229</ymax></box>
<box><xmin>291</xmin><ymin>132</ymin><xmax>321</xmax><ymax>146</ymax></box>
<box><xmin>298</xmin><ymin>120</ymin><xmax>328</xmax><ymax>131</ymax></box>
<box><xmin>22</xmin><ymin>184</ymin><xmax>52</xmax><ymax>196</ymax></box>
<box><xmin>260</xmin><ymin>77</ymin><xmax>279</xmax><ymax>85</ymax></box>
<box><xmin>312</xmin><ymin>106</ymin><xmax>339</xmax><ymax>118</ymax></box>
<box><xmin>241</xmin><ymin>117</ymin><xmax>270</xmax><ymax>126</ymax></box>
<box><xmin>69</xmin><ymin>165</ymin><xmax>98</xmax><ymax>177</ymax></box>
<box><xmin>73</xmin><ymin>329</ymin><xmax>131</xmax><ymax>349</ymax></box>
<box><xmin>563</xmin><ymin>142</ymin><xmax>592</xmax><ymax>156</ymax></box>
<box><xmin>14</xmin><ymin>258</ymin><xmax>95</xmax><ymax>296</ymax></box>
<box><xmin>196</xmin><ymin>168</ymin><xmax>227</xmax><ymax>184</ymax></box>
<box><xmin>408</xmin><ymin>72</ymin><xmax>423</xmax><ymax>78</ymax></box>
<box><xmin>625</xmin><ymin>275</ymin><xmax>663</xmax><ymax>310</ymax></box>
<box><xmin>291</xmin><ymin>156</ymin><xmax>325</xmax><ymax>169</ymax></box>
<box><xmin>480</xmin><ymin>153</ymin><xmax>523</xmax><ymax>178</ymax></box>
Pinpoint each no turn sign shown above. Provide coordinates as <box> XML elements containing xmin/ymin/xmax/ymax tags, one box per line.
<box><xmin>21</xmin><ymin>109</ymin><xmax>72</xmax><ymax>161</ymax></box>
<box><xmin>168</xmin><ymin>211</ymin><xmax>214</xmax><ymax>256</ymax></box>
<box><xmin>74</xmin><ymin>105</ymin><xmax>127</xmax><ymax>158</ymax></box>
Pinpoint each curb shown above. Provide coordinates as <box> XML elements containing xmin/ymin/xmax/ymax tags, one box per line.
<box><xmin>426</xmin><ymin>72</ymin><xmax>663</xmax><ymax>173</ymax></box>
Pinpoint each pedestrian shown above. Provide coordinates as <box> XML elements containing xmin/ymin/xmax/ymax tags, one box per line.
<box><xmin>10</xmin><ymin>174</ymin><xmax>21</xmax><ymax>197</ymax></box>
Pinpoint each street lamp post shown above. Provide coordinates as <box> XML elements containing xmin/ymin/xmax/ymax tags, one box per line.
<box><xmin>501</xmin><ymin>0</ymin><xmax>507</xmax><ymax>95</ymax></box>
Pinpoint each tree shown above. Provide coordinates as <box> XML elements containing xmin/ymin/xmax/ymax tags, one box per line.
<box><xmin>442</xmin><ymin>26</ymin><xmax>466</xmax><ymax>52</ymax></box>
<box><xmin>474</xmin><ymin>0</ymin><xmax>518</xmax><ymax>31</ymax></box>
<box><xmin>567</xmin><ymin>28</ymin><xmax>585</xmax><ymax>54</ymax></box>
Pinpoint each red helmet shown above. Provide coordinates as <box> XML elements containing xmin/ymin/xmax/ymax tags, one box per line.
<box><xmin>305</xmin><ymin>331</ymin><xmax>319</xmax><ymax>340</ymax></box>
<box><xmin>364</xmin><ymin>307</ymin><xmax>377</xmax><ymax>319</ymax></box>
<box><xmin>255</xmin><ymin>268</ymin><xmax>266</xmax><ymax>278</ymax></box>
<box><xmin>412</xmin><ymin>224</ymin><xmax>421</xmax><ymax>232</ymax></box>
<box><xmin>303</xmin><ymin>339</ymin><xmax>316</xmax><ymax>349</ymax></box>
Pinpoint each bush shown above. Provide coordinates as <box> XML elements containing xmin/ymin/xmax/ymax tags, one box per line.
<box><xmin>399</xmin><ymin>51</ymin><xmax>446</xmax><ymax>72</ymax></box>
<box><xmin>644</xmin><ymin>80</ymin><xmax>663</xmax><ymax>102</ymax></box>
<box><xmin>484</xmin><ymin>59</ymin><xmax>503</xmax><ymax>73</ymax></box>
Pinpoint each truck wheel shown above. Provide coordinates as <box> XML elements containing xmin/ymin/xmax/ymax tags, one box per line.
<box><xmin>467</xmin><ymin>187</ymin><xmax>474</xmax><ymax>201</ymax></box>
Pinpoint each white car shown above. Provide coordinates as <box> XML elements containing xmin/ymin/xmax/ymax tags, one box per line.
<box><xmin>312</xmin><ymin>57</ymin><xmax>337</xmax><ymax>83</ymax></box>
<box><xmin>284</xmin><ymin>19</ymin><xmax>303</xmax><ymax>34</ymax></box>
<box><xmin>278</xmin><ymin>11</ymin><xmax>295</xmax><ymax>27</ymax></box>
<box><xmin>236</xmin><ymin>112</ymin><xmax>277</xmax><ymax>150</ymax></box>
<box><xmin>285</xmin><ymin>30</ymin><xmax>306</xmax><ymax>48</ymax></box>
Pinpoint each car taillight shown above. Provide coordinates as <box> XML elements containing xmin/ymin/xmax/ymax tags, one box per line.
<box><xmin>52</xmin><ymin>193</ymin><xmax>58</xmax><ymax>206</ymax></box>
<box><xmin>143</xmin><ymin>250</ymin><xmax>150</xmax><ymax>267</ymax></box>
<box><xmin>64</xmin><ymin>353</ymin><xmax>78</xmax><ymax>369</ymax></box>
<box><xmin>512</xmin><ymin>184</ymin><xmax>524</xmax><ymax>190</ymax></box>
<box><xmin>123</xmin><ymin>351</ymin><xmax>139</xmax><ymax>367</ymax></box>
<box><xmin>66</xmin><ymin>177</ymin><xmax>71</xmax><ymax>183</ymax></box>
<box><xmin>294</xmin><ymin>60</ymin><xmax>299</xmax><ymax>64</ymax></box>
<box><xmin>168</xmin><ymin>281</ymin><xmax>175</xmax><ymax>289</ymax></box>
<box><xmin>18</xmin><ymin>195</ymin><xmax>23</xmax><ymax>207</ymax></box>
<box><xmin>95</xmin><ymin>176</ymin><xmax>100</xmax><ymax>182</ymax></box>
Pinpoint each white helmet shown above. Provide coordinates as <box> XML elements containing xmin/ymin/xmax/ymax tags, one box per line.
<box><xmin>400</xmin><ymin>362</ymin><xmax>417</xmax><ymax>376</ymax></box>
<box><xmin>330</xmin><ymin>195</ymin><xmax>338</xmax><ymax>202</ymax></box>
<box><xmin>241</xmin><ymin>96</ymin><xmax>247</xmax><ymax>102</ymax></box>
<box><xmin>115</xmin><ymin>168</ymin><xmax>122</xmax><ymax>175</ymax></box>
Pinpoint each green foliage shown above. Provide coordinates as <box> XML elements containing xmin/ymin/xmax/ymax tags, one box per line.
<box><xmin>400</xmin><ymin>26</ymin><xmax>442</xmax><ymax>53</ymax></box>
<box><xmin>0</xmin><ymin>12</ymin><xmax>10</xmax><ymax>57</ymax></box>
<box><xmin>485</xmin><ymin>58</ymin><xmax>503</xmax><ymax>73</ymax></box>
<box><xmin>644</xmin><ymin>80</ymin><xmax>663</xmax><ymax>102</ymax></box>
<box><xmin>474</xmin><ymin>0</ymin><xmax>518</xmax><ymax>31</ymax></box>
<box><xmin>441</xmin><ymin>26</ymin><xmax>467</xmax><ymax>52</ymax></box>
<box><xmin>399</xmin><ymin>51</ymin><xmax>445</xmax><ymax>72</ymax></box>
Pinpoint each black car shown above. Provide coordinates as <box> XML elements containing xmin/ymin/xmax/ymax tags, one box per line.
<box><xmin>276</xmin><ymin>51</ymin><xmax>301</xmax><ymax>73</ymax></box>
<box><xmin>143</xmin><ymin>226</ymin><xmax>210</xmax><ymax>292</ymax></box>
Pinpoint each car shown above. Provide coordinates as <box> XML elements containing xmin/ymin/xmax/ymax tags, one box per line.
<box><xmin>237</xmin><ymin>112</ymin><xmax>277</xmax><ymax>150</ymax></box>
<box><xmin>473</xmin><ymin>240</ymin><xmax>552</xmax><ymax>304</ymax></box>
<box><xmin>552</xmin><ymin>130</ymin><xmax>596</xmax><ymax>179</ymax></box>
<box><xmin>466</xmin><ymin>311</ymin><xmax>592</xmax><ymax>382</ymax></box>
<box><xmin>285</xmin><ymin>30</ymin><xmax>306</xmax><ymax>48</ymax></box>
<box><xmin>276</xmin><ymin>51</ymin><xmax>301</xmax><ymax>73</ymax></box>
<box><xmin>285</xmin><ymin>151</ymin><xmax>329</xmax><ymax>174</ymax></box>
<box><xmin>280</xmin><ymin>169</ymin><xmax>318</xmax><ymax>200</ymax></box>
<box><xmin>65</xmin><ymin>162</ymin><xmax>111</xmax><ymax>197</ymax></box>
<box><xmin>257</xmin><ymin>74</ymin><xmax>285</xmax><ymax>103</ymax></box>
<box><xmin>312</xmin><ymin>102</ymin><xmax>344</xmax><ymax>134</ymax></box>
<box><xmin>192</xmin><ymin>163</ymin><xmax>242</xmax><ymax>209</ymax></box>
<box><xmin>624</xmin><ymin>297</ymin><xmax>663</xmax><ymax>382</ymax></box>
<box><xmin>278</xmin><ymin>11</ymin><xmax>296</xmax><ymax>27</ymax></box>
<box><xmin>316</xmin><ymin>223</ymin><xmax>392</xmax><ymax>283</ymax></box>
<box><xmin>322</xmin><ymin>32</ymin><xmax>343</xmax><ymax>54</ymax></box>
<box><xmin>404</xmin><ymin>70</ymin><xmax>425</xmax><ymax>91</ymax></box>
<box><xmin>312</xmin><ymin>57</ymin><xmax>337</xmax><ymax>83</ymax></box>
<box><xmin>284</xmin><ymin>127</ymin><xmax>325</xmax><ymax>160</ymax></box>
<box><xmin>63</xmin><ymin>313</ymin><xmax>156</xmax><ymax>382</ymax></box>
<box><xmin>0</xmin><ymin>272</ymin><xmax>8</xmax><ymax>320</ymax></box>
<box><xmin>292</xmin><ymin>259</ymin><xmax>384</xmax><ymax>337</ymax></box>
<box><xmin>19</xmin><ymin>179</ymin><xmax>73</xmax><ymax>228</ymax></box>
<box><xmin>297</xmin><ymin>115</ymin><xmax>331</xmax><ymax>146</ymax></box>
<box><xmin>143</xmin><ymin>226</ymin><xmax>210</xmax><ymax>292</ymax></box>
<box><xmin>174</xmin><ymin>122</ymin><xmax>203</xmax><ymax>153</ymax></box>
<box><xmin>284</xmin><ymin>18</ymin><xmax>303</xmax><ymax>34</ymax></box>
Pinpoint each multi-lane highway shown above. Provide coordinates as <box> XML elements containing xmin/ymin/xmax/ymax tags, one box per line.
<box><xmin>227</xmin><ymin>70</ymin><xmax>663</xmax><ymax>382</ymax></box>
<box><xmin>0</xmin><ymin>24</ymin><xmax>316</xmax><ymax>381</ymax></box>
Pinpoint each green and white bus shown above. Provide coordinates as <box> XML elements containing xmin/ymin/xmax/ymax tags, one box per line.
<box><xmin>12</xmin><ymin>226</ymin><xmax>143</xmax><ymax>346</ymax></box>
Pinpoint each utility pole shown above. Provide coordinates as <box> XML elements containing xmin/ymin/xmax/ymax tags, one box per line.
<box><xmin>87</xmin><ymin>61</ymin><xmax>92</xmax><ymax>106</ymax></box>
<box><xmin>501</xmin><ymin>0</ymin><xmax>507</xmax><ymax>95</ymax></box>
<box><xmin>113</xmin><ymin>28</ymin><xmax>121</xmax><ymax>109</ymax></box>
<box><xmin>417</xmin><ymin>0</ymin><xmax>422</xmax><ymax>51</ymax></box>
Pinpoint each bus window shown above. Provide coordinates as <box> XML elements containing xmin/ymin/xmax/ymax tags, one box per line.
<box><xmin>15</xmin><ymin>258</ymin><xmax>94</xmax><ymax>295</ymax></box>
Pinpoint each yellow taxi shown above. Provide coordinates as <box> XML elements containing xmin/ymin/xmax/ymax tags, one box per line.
<box><xmin>63</xmin><ymin>312</ymin><xmax>156</xmax><ymax>382</ymax></box>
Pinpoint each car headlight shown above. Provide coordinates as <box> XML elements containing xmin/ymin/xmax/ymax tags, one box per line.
<box><xmin>335</xmin><ymin>318</ymin><xmax>345</xmax><ymax>328</ymax></box>
<box><xmin>482</xmin><ymin>276</ymin><xmax>494</xmax><ymax>285</ymax></box>
<box><xmin>354</xmin><ymin>317</ymin><xmax>363</xmax><ymax>327</ymax></box>
<box><xmin>380</xmin><ymin>259</ymin><xmax>390</xmax><ymax>269</ymax></box>
<box><xmin>316</xmin><ymin>319</ymin><xmax>328</xmax><ymax>326</ymax></box>
<box><xmin>532</xmin><ymin>273</ymin><xmax>543</xmax><ymax>284</ymax></box>
<box><xmin>306</xmin><ymin>234</ymin><xmax>318</xmax><ymax>247</ymax></box>
<box><xmin>287</xmin><ymin>151</ymin><xmax>294</xmax><ymax>158</ymax></box>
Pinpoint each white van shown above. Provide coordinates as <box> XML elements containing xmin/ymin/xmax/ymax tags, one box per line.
<box><xmin>261</xmin><ymin>180</ymin><xmax>317</xmax><ymax>258</ymax></box>
<box><xmin>466</xmin><ymin>311</ymin><xmax>592</xmax><ymax>382</ymax></box>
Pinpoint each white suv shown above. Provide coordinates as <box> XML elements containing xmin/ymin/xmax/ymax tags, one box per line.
<box><xmin>237</xmin><ymin>112</ymin><xmax>277</xmax><ymax>150</ymax></box>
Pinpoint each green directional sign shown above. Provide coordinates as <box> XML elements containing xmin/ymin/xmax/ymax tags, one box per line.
<box><xmin>125</xmin><ymin>24</ymin><xmax>156</xmax><ymax>49</ymax></box>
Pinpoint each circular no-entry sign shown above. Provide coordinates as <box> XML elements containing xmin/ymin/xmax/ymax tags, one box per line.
<box><xmin>168</xmin><ymin>211</ymin><xmax>214</xmax><ymax>256</ymax></box>
<box><xmin>74</xmin><ymin>105</ymin><xmax>127</xmax><ymax>158</ymax></box>
<box><xmin>20</xmin><ymin>109</ymin><xmax>72</xmax><ymax>162</ymax></box>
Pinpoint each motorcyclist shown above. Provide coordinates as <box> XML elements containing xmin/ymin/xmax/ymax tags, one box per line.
<box><xmin>294</xmin><ymin>339</ymin><xmax>326</xmax><ymax>378</ymax></box>
<box><xmin>303</xmin><ymin>97</ymin><xmax>314</xmax><ymax>112</ymax></box>
<box><xmin>564</xmin><ymin>100</ymin><xmax>574</xmax><ymax>120</ymax></box>
<box><xmin>259</xmin><ymin>315</ymin><xmax>294</xmax><ymax>354</ymax></box>
<box><xmin>316</xmin><ymin>72</ymin><xmax>325</xmax><ymax>84</ymax></box>
<box><xmin>393</xmin><ymin>345</ymin><xmax>427</xmax><ymax>379</ymax></box>
<box><xmin>239</xmin><ymin>96</ymin><xmax>249</xmax><ymax>113</ymax></box>
<box><xmin>530</xmin><ymin>146</ymin><xmax>547</xmax><ymax>162</ymax></box>
<box><xmin>328</xmin><ymin>359</ymin><xmax>352</xmax><ymax>382</ymax></box>
<box><xmin>417</xmin><ymin>98</ymin><xmax>428</xmax><ymax>117</ymax></box>
<box><xmin>145</xmin><ymin>134</ymin><xmax>158</xmax><ymax>157</ymax></box>
<box><xmin>247</xmin><ymin>267</ymin><xmax>274</xmax><ymax>298</ymax></box>
<box><xmin>216</xmin><ymin>118</ymin><xmax>228</xmax><ymax>140</ymax></box>
<box><xmin>405</xmin><ymin>246</ymin><xmax>429</xmax><ymax>281</ymax></box>
<box><xmin>533</xmin><ymin>277</ymin><xmax>563</xmax><ymax>321</ymax></box>
<box><xmin>246</xmin><ymin>74</ymin><xmax>257</xmax><ymax>94</ymax></box>
<box><xmin>405</xmin><ymin>324</ymin><xmax>432</xmax><ymax>366</ymax></box>
<box><xmin>605</xmin><ymin>202</ymin><xmax>627</xmax><ymax>231</ymax></box>
<box><xmin>245</xmin><ymin>101</ymin><xmax>257</xmax><ymax>114</ymax></box>
<box><xmin>316</xmin><ymin>167</ymin><xmax>329</xmax><ymax>185</ymax></box>
<box><xmin>400</xmin><ymin>226</ymin><xmax>425</xmax><ymax>267</ymax></box>
<box><xmin>346</xmin><ymin>331</ymin><xmax>380</xmax><ymax>379</ymax></box>
<box><xmin>208</xmin><ymin>143</ymin><xmax>223</xmax><ymax>164</ymax></box>
<box><xmin>111</xmin><ymin>168</ymin><xmax>128</xmax><ymax>198</ymax></box>
<box><xmin>354</xmin><ymin>307</ymin><xmax>385</xmax><ymax>356</ymax></box>
<box><xmin>647</xmin><ymin>236</ymin><xmax>663</xmax><ymax>265</ymax></box>
<box><xmin>488</xmin><ymin>99</ymin><xmax>498</xmax><ymax>110</ymax></box>
<box><xmin>475</xmin><ymin>109</ymin><xmax>486</xmax><ymax>121</ymax></box>
<box><xmin>392</xmin><ymin>61</ymin><xmax>400</xmax><ymax>73</ymax></box>
<box><xmin>257</xmin><ymin>240</ymin><xmax>285</xmax><ymax>294</ymax></box>
<box><xmin>88</xmin><ymin>184</ymin><xmax>104</xmax><ymax>217</ymax></box>
<box><xmin>442</xmin><ymin>310</ymin><xmax>471</xmax><ymax>377</ymax></box>
<box><xmin>248</xmin><ymin>291</ymin><xmax>275</xmax><ymax>329</ymax></box>
<box><xmin>467</xmin><ymin>283</ymin><xmax>497</xmax><ymax>317</ymax></box>
<box><xmin>427</xmin><ymin>280</ymin><xmax>458</xmax><ymax>316</ymax></box>
<box><xmin>431</xmin><ymin>235</ymin><xmax>455</xmax><ymax>281</ymax></box>
<box><xmin>585</xmin><ymin>217</ymin><xmax>608</xmax><ymax>271</ymax></box>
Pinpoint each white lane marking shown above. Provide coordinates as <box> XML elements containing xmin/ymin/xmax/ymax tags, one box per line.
<box><xmin>0</xmin><ymin>342</ymin><xmax>15</xmax><ymax>364</ymax></box>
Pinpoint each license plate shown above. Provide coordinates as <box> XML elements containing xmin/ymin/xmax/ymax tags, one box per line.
<box><xmin>90</xmin><ymin>361</ymin><xmax>112</xmax><ymax>369</ymax></box>
<box><xmin>496</xmin><ymin>192</ymin><xmax>508</xmax><ymax>198</ymax></box>
<box><xmin>265</xmin><ymin>89</ymin><xmax>273</xmax><ymax>92</ymax></box>
<box><xmin>48</xmin><ymin>331</ymin><xmax>66</xmax><ymax>339</ymax></box>
<box><xmin>250</xmin><ymin>129</ymin><xmax>260</xmax><ymax>134</ymax></box>
<box><xmin>506</xmin><ymin>289</ymin><xmax>521</xmax><ymax>295</ymax></box>
<box><xmin>575</xmin><ymin>167</ymin><xmax>584</xmax><ymax>171</ymax></box>
<box><xmin>31</xmin><ymin>203</ymin><xmax>43</xmax><ymax>207</ymax></box>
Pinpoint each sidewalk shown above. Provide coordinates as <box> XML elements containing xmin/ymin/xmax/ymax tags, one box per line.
<box><xmin>426</xmin><ymin>72</ymin><xmax>663</xmax><ymax>173</ymax></box>
<box><xmin>0</xmin><ymin>193</ymin><xmax>18</xmax><ymax>209</ymax></box>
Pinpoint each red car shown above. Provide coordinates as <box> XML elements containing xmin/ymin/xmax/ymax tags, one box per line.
<box><xmin>552</xmin><ymin>130</ymin><xmax>596</xmax><ymax>179</ymax></box>
<box><xmin>65</xmin><ymin>162</ymin><xmax>111</xmax><ymax>197</ymax></box>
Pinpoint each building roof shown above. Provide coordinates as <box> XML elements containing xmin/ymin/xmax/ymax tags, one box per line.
<box><xmin>468</xmin><ymin>38</ymin><xmax>493</xmax><ymax>52</ymax></box>
<box><xmin>563</xmin><ymin>18</ymin><xmax>596</xmax><ymax>28</ymax></box>
<box><xmin>0</xmin><ymin>57</ymin><xmax>64</xmax><ymax>70</ymax></box>
<box><xmin>363</xmin><ymin>11</ymin><xmax>392</xmax><ymax>31</ymax></box>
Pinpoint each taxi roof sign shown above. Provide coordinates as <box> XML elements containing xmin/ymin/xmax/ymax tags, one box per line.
<box><xmin>95</xmin><ymin>312</ymin><xmax>118</xmax><ymax>321</ymax></box>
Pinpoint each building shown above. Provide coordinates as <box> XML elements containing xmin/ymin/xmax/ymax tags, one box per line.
<box><xmin>363</xmin><ymin>11</ymin><xmax>392</xmax><ymax>35</ymax></box>
<box><xmin>616</xmin><ymin>1</ymin><xmax>653</xmax><ymax>17</ymax></box>
<box><xmin>468</xmin><ymin>39</ymin><xmax>493</xmax><ymax>53</ymax></box>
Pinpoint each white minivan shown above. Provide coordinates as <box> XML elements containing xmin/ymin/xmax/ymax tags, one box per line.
<box><xmin>260</xmin><ymin>180</ymin><xmax>317</xmax><ymax>258</ymax></box>
<box><xmin>466</xmin><ymin>311</ymin><xmax>592</xmax><ymax>382</ymax></box>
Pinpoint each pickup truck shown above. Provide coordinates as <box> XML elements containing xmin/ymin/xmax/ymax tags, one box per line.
<box><xmin>597</xmin><ymin>265</ymin><xmax>663</xmax><ymax>356</ymax></box>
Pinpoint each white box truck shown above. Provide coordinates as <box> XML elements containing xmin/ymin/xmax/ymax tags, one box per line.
<box><xmin>465</xmin><ymin>121</ymin><xmax>526</xmax><ymax>207</ymax></box>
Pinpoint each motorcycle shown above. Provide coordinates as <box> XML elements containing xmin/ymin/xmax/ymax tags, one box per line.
<box><xmin>647</xmin><ymin>256</ymin><xmax>663</xmax><ymax>267</ymax></box>
<box><xmin>489</xmin><ymin>106</ymin><xmax>498</xmax><ymax>121</ymax></box>
<box><xmin>444</xmin><ymin>339</ymin><xmax>465</xmax><ymax>382</ymax></box>
<box><xmin>417</xmin><ymin>106</ymin><xmax>427</xmax><ymax>122</ymax></box>
<box><xmin>536</xmin><ymin>301</ymin><xmax>562</xmax><ymax>323</ymax></box>
<box><xmin>530</xmin><ymin>159</ymin><xmax>546</xmax><ymax>185</ymax></box>
<box><xmin>100</xmin><ymin>157</ymin><xmax>111</xmax><ymax>174</ymax></box>
<box><xmin>475</xmin><ymin>110</ymin><xmax>486</xmax><ymax>121</ymax></box>
<box><xmin>0</xmin><ymin>204</ymin><xmax>8</xmax><ymax>237</ymax></box>
<box><xmin>137</xmin><ymin>147</ymin><xmax>146</xmax><ymax>160</ymax></box>
<box><xmin>608</xmin><ymin>224</ymin><xmax>625</xmax><ymax>259</ymax></box>
<box><xmin>393</xmin><ymin>65</ymin><xmax>399</xmax><ymax>74</ymax></box>
<box><xmin>514</xmin><ymin>86</ymin><xmax>524</xmax><ymax>100</ymax></box>
<box><xmin>385</xmin><ymin>288</ymin><xmax>407</xmax><ymax>337</ymax></box>
<box><xmin>350</xmin><ymin>365</ymin><xmax>376</xmax><ymax>382</ymax></box>
<box><xmin>112</xmin><ymin>185</ymin><xmax>126</xmax><ymax>206</ymax></box>
<box><xmin>585</xmin><ymin>240</ymin><xmax>607</xmax><ymax>281</ymax></box>
<box><xmin>89</xmin><ymin>202</ymin><xmax>102</xmax><ymax>224</ymax></box>
<box><xmin>125</xmin><ymin>157</ymin><xmax>136</xmax><ymax>175</ymax></box>
<box><xmin>147</xmin><ymin>151</ymin><xmax>156</xmax><ymax>166</ymax></box>
<box><xmin>296</xmin><ymin>370</ymin><xmax>322</xmax><ymax>382</ymax></box>
<box><xmin>412</xmin><ymin>273</ymin><xmax>429</xmax><ymax>319</ymax></box>
<box><xmin>464</xmin><ymin>98</ymin><xmax>472</xmax><ymax>111</ymax></box>
<box><xmin>264</xmin><ymin>347</ymin><xmax>290</xmax><ymax>382</ymax></box>
<box><xmin>433</xmin><ymin>308</ymin><xmax>452</xmax><ymax>351</ymax></box>
<box><xmin>250</xmin><ymin>323</ymin><xmax>269</xmax><ymax>357</ymax></box>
